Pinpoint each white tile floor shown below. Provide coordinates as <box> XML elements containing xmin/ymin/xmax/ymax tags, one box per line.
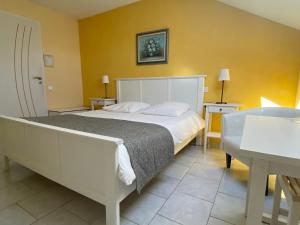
<box><xmin>0</xmin><ymin>145</ymin><xmax>282</xmax><ymax>225</ymax></box>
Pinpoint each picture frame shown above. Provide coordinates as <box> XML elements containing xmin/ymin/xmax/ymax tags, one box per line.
<box><xmin>136</xmin><ymin>29</ymin><xmax>169</xmax><ymax>65</ymax></box>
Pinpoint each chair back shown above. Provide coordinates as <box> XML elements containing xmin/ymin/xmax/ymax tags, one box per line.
<box><xmin>222</xmin><ymin>107</ymin><xmax>300</xmax><ymax>137</ymax></box>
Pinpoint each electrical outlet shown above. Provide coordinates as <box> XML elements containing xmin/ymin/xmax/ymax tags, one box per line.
<box><xmin>48</xmin><ymin>85</ymin><xmax>54</xmax><ymax>91</ymax></box>
<box><xmin>204</xmin><ymin>87</ymin><xmax>208</xmax><ymax>93</ymax></box>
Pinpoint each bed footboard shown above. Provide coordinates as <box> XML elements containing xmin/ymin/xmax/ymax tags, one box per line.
<box><xmin>0</xmin><ymin>116</ymin><xmax>135</xmax><ymax>225</ymax></box>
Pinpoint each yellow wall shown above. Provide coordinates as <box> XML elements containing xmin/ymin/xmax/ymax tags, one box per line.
<box><xmin>296</xmin><ymin>72</ymin><xmax>300</xmax><ymax>108</ymax></box>
<box><xmin>0</xmin><ymin>0</ymin><xmax>83</xmax><ymax>109</ymax></box>
<box><xmin>79</xmin><ymin>0</ymin><xmax>300</xmax><ymax>109</ymax></box>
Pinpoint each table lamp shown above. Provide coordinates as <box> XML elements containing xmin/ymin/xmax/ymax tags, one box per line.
<box><xmin>102</xmin><ymin>75</ymin><xmax>109</xmax><ymax>99</ymax></box>
<box><xmin>216</xmin><ymin>68</ymin><xmax>230</xmax><ymax>104</ymax></box>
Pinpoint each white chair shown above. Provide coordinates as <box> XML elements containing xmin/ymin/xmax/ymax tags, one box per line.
<box><xmin>222</xmin><ymin>107</ymin><xmax>300</xmax><ymax>196</ymax></box>
<box><xmin>271</xmin><ymin>176</ymin><xmax>300</xmax><ymax>225</ymax></box>
<box><xmin>222</xmin><ymin>107</ymin><xmax>300</xmax><ymax>168</ymax></box>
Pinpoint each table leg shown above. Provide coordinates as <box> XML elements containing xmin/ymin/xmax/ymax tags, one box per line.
<box><xmin>226</xmin><ymin>154</ymin><xmax>232</xmax><ymax>169</ymax></box>
<box><xmin>246</xmin><ymin>158</ymin><xmax>269</xmax><ymax>225</ymax></box>
<box><xmin>204</xmin><ymin>110</ymin><xmax>209</xmax><ymax>153</ymax></box>
<box><xmin>287</xmin><ymin>203</ymin><xmax>300</xmax><ymax>225</ymax></box>
<box><xmin>270</xmin><ymin>176</ymin><xmax>281</xmax><ymax>225</ymax></box>
<box><xmin>208</xmin><ymin>112</ymin><xmax>212</xmax><ymax>148</ymax></box>
<box><xmin>245</xmin><ymin>166</ymin><xmax>252</xmax><ymax>217</ymax></box>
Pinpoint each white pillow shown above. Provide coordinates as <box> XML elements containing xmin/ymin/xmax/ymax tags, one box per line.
<box><xmin>142</xmin><ymin>102</ymin><xmax>190</xmax><ymax>117</ymax></box>
<box><xmin>103</xmin><ymin>101</ymin><xmax>150</xmax><ymax>113</ymax></box>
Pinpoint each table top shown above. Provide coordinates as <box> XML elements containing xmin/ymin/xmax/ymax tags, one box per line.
<box><xmin>90</xmin><ymin>98</ymin><xmax>116</xmax><ymax>101</ymax></box>
<box><xmin>240</xmin><ymin>115</ymin><xmax>300</xmax><ymax>166</ymax></box>
<box><xmin>204</xmin><ymin>103</ymin><xmax>240</xmax><ymax>107</ymax></box>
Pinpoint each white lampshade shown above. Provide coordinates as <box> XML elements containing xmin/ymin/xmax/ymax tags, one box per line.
<box><xmin>218</xmin><ymin>68</ymin><xmax>230</xmax><ymax>81</ymax></box>
<box><xmin>102</xmin><ymin>75</ymin><xmax>109</xmax><ymax>84</ymax></box>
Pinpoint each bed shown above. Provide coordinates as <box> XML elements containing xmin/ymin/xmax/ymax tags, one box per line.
<box><xmin>0</xmin><ymin>75</ymin><xmax>206</xmax><ymax>225</ymax></box>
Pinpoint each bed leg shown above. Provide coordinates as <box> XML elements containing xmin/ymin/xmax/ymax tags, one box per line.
<box><xmin>106</xmin><ymin>201</ymin><xmax>120</xmax><ymax>225</ymax></box>
<box><xmin>3</xmin><ymin>156</ymin><xmax>9</xmax><ymax>171</ymax></box>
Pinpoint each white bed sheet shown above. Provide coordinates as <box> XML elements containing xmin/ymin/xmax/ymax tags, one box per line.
<box><xmin>75</xmin><ymin>110</ymin><xmax>204</xmax><ymax>185</ymax></box>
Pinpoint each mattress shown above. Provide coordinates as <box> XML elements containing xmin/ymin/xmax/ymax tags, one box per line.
<box><xmin>75</xmin><ymin>110</ymin><xmax>205</xmax><ymax>185</ymax></box>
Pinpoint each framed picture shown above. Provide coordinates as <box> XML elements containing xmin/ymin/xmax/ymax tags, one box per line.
<box><xmin>136</xmin><ymin>29</ymin><xmax>169</xmax><ymax>65</ymax></box>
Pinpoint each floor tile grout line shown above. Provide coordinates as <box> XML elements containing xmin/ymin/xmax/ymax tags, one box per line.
<box><xmin>16</xmin><ymin>202</ymin><xmax>37</xmax><ymax>221</ymax></box>
<box><xmin>206</xmin><ymin>162</ymin><xmax>226</xmax><ymax>225</ymax></box>
<box><xmin>0</xmin><ymin>183</ymin><xmax>36</xmax><ymax>213</ymax></box>
<box><xmin>151</xmin><ymin>146</ymin><xmax>226</xmax><ymax>225</ymax></box>
<box><xmin>28</xmin><ymin>193</ymin><xmax>78</xmax><ymax>225</ymax></box>
<box><xmin>175</xmin><ymin>188</ymin><xmax>217</xmax><ymax>204</ymax></box>
<box><xmin>209</xmin><ymin>167</ymin><xmax>255</xmax><ymax>225</ymax></box>
<box><xmin>177</xmin><ymin>155</ymin><xmax>224</xmax><ymax>206</ymax></box>
<box><xmin>145</xmin><ymin>170</ymin><xmax>221</xmax><ymax>203</ymax></box>
<box><xmin>217</xmin><ymin>190</ymin><xmax>247</xmax><ymax>201</ymax></box>
<box><xmin>217</xmin><ymin>165</ymin><xmax>251</xmax><ymax>201</ymax></box>
<box><xmin>147</xmin><ymin>147</ymin><xmax>214</xmax><ymax>225</ymax></box>
<box><xmin>121</xmin><ymin>217</ymin><xmax>139</xmax><ymax>225</ymax></box>
<box><xmin>63</xmin><ymin>206</ymin><xmax>91</xmax><ymax>225</ymax></box>
<box><xmin>146</xmin><ymin>155</ymin><xmax>194</xmax><ymax>225</ymax></box>
<box><xmin>0</xmin><ymin>203</ymin><xmax>14</xmax><ymax>214</ymax></box>
<box><xmin>157</xmin><ymin>214</ymin><xmax>185</xmax><ymax>225</ymax></box>
<box><xmin>210</xmin><ymin>215</ymin><xmax>236</xmax><ymax>225</ymax></box>
<box><xmin>154</xmin><ymin>189</ymin><xmax>183</xmax><ymax>224</ymax></box>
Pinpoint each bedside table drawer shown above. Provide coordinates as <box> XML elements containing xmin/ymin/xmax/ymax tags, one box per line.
<box><xmin>90</xmin><ymin>98</ymin><xmax>116</xmax><ymax>110</ymax></box>
<box><xmin>102</xmin><ymin>99</ymin><xmax>116</xmax><ymax>106</ymax></box>
<box><xmin>208</xmin><ymin>106</ymin><xmax>236</xmax><ymax>113</ymax></box>
<box><xmin>93</xmin><ymin>99</ymin><xmax>105</xmax><ymax>105</ymax></box>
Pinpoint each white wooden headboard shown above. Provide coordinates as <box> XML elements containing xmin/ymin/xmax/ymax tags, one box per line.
<box><xmin>116</xmin><ymin>75</ymin><xmax>206</xmax><ymax>116</ymax></box>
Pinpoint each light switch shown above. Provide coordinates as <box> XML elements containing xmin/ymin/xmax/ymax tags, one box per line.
<box><xmin>48</xmin><ymin>85</ymin><xmax>54</xmax><ymax>91</ymax></box>
<box><xmin>204</xmin><ymin>87</ymin><xmax>208</xmax><ymax>93</ymax></box>
<box><xmin>43</xmin><ymin>55</ymin><xmax>54</xmax><ymax>67</ymax></box>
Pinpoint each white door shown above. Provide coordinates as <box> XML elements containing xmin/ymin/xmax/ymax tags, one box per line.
<box><xmin>0</xmin><ymin>11</ymin><xmax>47</xmax><ymax>117</ymax></box>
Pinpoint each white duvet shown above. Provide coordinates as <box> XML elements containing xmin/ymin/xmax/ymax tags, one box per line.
<box><xmin>75</xmin><ymin>110</ymin><xmax>205</xmax><ymax>185</ymax></box>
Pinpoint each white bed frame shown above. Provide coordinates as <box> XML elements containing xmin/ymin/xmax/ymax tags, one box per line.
<box><xmin>0</xmin><ymin>75</ymin><xmax>206</xmax><ymax>225</ymax></box>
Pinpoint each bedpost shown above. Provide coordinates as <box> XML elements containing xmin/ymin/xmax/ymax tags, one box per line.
<box><xmin>106</xmin><ymin>200</ymin><xmax>120</xmax><ymax>225</ymax></box>
<box><xmin>105</xmin><ymin>144</ymin><xmax>121</xmax><ymax>225</ymax></box>
<box><xmin>3</xmin><ymin>156</ymin><xmax>10</xmax><ymax>171</ymax></box>
<box><xmin>0</xmin><ymin>118</ymin><xmax>8</xmax><ymax>170</ymax></box>
<box><xmin>196</xmin><ymin>76</ymin><xmax>205</xmax><ymax>148</ymax></box>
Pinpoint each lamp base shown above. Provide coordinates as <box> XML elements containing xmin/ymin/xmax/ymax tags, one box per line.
<box><xmin>216</xmin><ymin>102</ymin><xmax>227</xmax><ymax>104</ymax></box>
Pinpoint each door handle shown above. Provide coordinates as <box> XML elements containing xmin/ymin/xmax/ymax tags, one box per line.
<box><xmin>33</xmin><ymin>76</ymin><xmax>42</xmax><ymax>81</ymax></box>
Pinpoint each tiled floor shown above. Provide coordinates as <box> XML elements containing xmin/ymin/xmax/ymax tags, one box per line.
<box><xmin>0</xmin><ymin>145</ymin><xmax>285</xmax><ymax>225</ymax></box>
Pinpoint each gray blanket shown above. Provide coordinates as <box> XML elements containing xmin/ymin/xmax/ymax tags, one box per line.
<box><xmin>26</xmin><ymin>115</ymin><xmax>174</xmax><ymax>192</ymax></box>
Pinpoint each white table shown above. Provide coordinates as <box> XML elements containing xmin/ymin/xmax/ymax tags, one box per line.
<box><xmin>203</xmin><ymin>103</ymin><xmax>239</xmax><ymax>152</ymax></box>
<box><xmin>48</xmin><ymin>107</ymin><xmax>90</xmax><ymax>116</ymax></box>
<box><xmin>90</xmin><ymin>98</ymin><xmax>116</xmax><ymax>110</ymax></box>
<box><xmin>230</xmin><ymin>115</ymin><xmax>300</xmax><ymax>225</ymax></box>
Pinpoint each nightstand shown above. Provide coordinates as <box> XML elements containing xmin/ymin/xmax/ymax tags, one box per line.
<box><xmin>90</xmin><ymin>98</ymin><xmax>116</xmax><ymax>110</ymax></box>
<box><xmin>48</xmin><ymin>106</ymin><xmax>90</xmax><ymax>116</ymax></box>
<box><xmin>203</xmin><ymin>103</ymin><xmax>240</xmax><ymax>152</ymax></box>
